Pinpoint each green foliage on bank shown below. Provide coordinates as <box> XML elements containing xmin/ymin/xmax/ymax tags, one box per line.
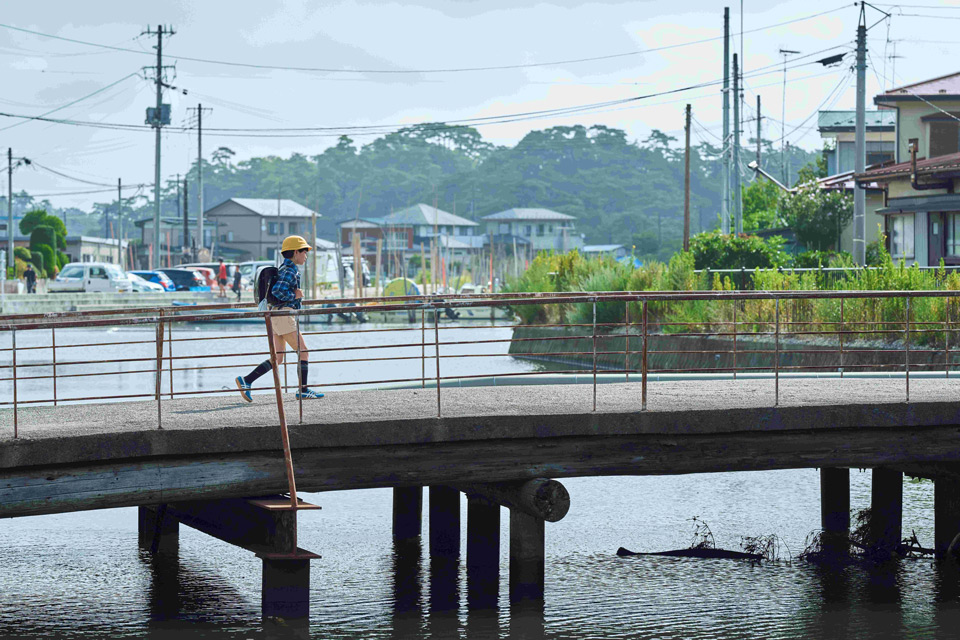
<box><xmin>18</xmin><ymin>209</ymin><xmax>67</xmax><ymax>277</ymax></box>
<box><xmin>507</xmin><ymin>246</ymin><xmax>960</xmax><ymax>347</ymax></box>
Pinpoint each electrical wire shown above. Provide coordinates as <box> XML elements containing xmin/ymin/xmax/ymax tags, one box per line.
<box><xmin>0</xmin><ymin>5</ymin><xmax>853</xmax><ymax>75</ymax></box>
<box><xmin>0</xmin><ymin>72</ymin><xmax>139</xmax><ymax>133</ymax></box>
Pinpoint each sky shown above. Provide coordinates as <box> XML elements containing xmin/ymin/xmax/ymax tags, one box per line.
<box><xmin>3</xmin><ymin>0</ymin><xmax>960</xmax><ymax>211</ymax></box>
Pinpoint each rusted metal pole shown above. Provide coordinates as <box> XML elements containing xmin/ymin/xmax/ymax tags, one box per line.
<box><xmin>51</xmin><ymin>327</ymin><xmax>57</xmax><ymax>406</ymax></box>
<box><xmin>265</xmin><ymin>313</ymin><xmax>299</xmax><ymax>515</ymax></box>
<box><xmin>905</xmin><ymin>296</ymin><xmax>911</xmax><ymax>403</ymax></box>
<box><xmin>296</xmin><ymin>309</ymin><xmax>303</xmax><ymax>425</ymax></box>
<box><xmin>421</xmin><ymin>306</ymin><xmax>426</xmax><ymax>389</ymax></box>
<box><xmin>155</xmin><ymin>318</ymin><xmax>163</xmax><ymax>429</ymax></box>
<box><xmin>434</xmin><ymin>300</ymin><xmax>441</xmax><ymax>417</ymax></box>
<box><xmin>166</xmin><ymin>312</ymin><xmax>173</xmax><ymax>400</ymax></box>
<box><xmin>946</xmin><ymin>299</ymin><xmax>951</xmax><ymax>379</ymax></box>
<box><xmin>624</xmin><ymin>301</ymin><xmax>630</xmax><ymax>382</ymax></box>
<box><xmin>839</xmin><ymin>298</ymin><xmax>845</xmax><ymax>378</ymax></box>
<box><xmin>732</xmin><ymin>301</ymin><xmax>737</xmax><ymax>380</ymax></box>
<box><xmin>11</xmin><ymin>328</ymin><xmax>17</xmax><ymax>438</ymax></box>
<box><xmin>775</xmin><ymin>298</ymin><xmax>780</xmax><ymax>406</ymax></box>
<box><xmin>641</xmin><ymin>300</ymin><xmax>648</xmax><ymax>411</ymax></box>
<box><xmin>592</xmin><ymin>300</ymin><xmax>598</xmax><ymax>412</ymax></box>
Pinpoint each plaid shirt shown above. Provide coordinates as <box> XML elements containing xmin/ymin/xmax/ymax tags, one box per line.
<box><xmin>270</xmin><ymin>258</ymin><xmax>301</xmax><ymax>309</ymax></box>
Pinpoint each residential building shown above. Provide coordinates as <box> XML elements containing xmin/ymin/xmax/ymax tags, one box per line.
<box><xmin>204</xmin><ymin>198</ymin><xmax>322</xmax><ymax>261</ymax></box>
<box><xmin>819</xmin><ymin>110</ymin><xmax>896</xmax><ymax>175</ymax></box>
<box><xmin>481</xmin><ymin>208</ymin><xmax>584</xmax><ymax>253</ymax></box>
<box><xmin>582</xmin><ymin>244</ymin><xmax>628</xmax><ymax>260</ymax></box>
<box><xmin>339</xmin><ymin>203</ymin><xmax>481</xmax><ymax>257</ymax></box>
<box><xmin>855</xmin><ymin>72</ymin><xmax>960</xmax><ymax>266</ymax></box>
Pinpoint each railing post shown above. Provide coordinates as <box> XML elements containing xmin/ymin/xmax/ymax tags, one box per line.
<box><xmin>947</xmin><ymin>298</ymin><xmax>951</xmax><ymax>379</ymax></box>
<box><xmin>641</xmin><ymin>299</ymin><xmax>648</xmax><ymax>411</ymax></box>
<box><xmin>265</xmin><ymin>312</ymin><xmax>300</xmax><ymax>515</ymax></box>
<box><xmin>732</xmin><ymin>300</ymin><xmax>737</xmax><ymax>380</ymax></box>
<box><xmin>839</xmin><ymin>297</ymin><xmax>845</xmax><ymax>378</ymax></box>
<box><xmin>296</xmin><ymin>308</ymin><xmax>303</xmax><ymax>425</ymax></box>
<box><xmin>592</xmin><ymin>299</ymin><xmax>597</xmax><ymax>412</ymax></box>
<box><xmin>434</xmin><ymin>298</ymin><xmax>441</xmax><ymax>418</ymax></box>
<box><xmin>775</xmin><ymin>297</ymin><xmax>780</xmax><ymax>406</ymax></box>
<box><xmin>166</xmin><ymin>311</ymin><xmax>174</xmax><ymax>400</ymax></box>
<box><xmin>51</xmin><ymin>326</ymin><xmax>57</xmax><ymax>407</ymax></box>
<box><xmin>155</xmin><ymin>317</ymin><xmax>163</xmax><ymax>430</ymax></box>
<box><xmin>421</xmin><ymin>306</ymin><xmax>426</xmax><ymax>389</ymax></box>
<box><xmin>11</xmin><ymin>328</ymin><xmax>17</xmax><ymax>439</ymax></box>
<box><xmin>624</xmin><ymin>301</ymin><xmax>630</xmax><ymax>382</ymax></box>
<box><xmin>905</xmin><ymin>296</ymin><xmax>911</xmax><ymax>403</ymax></box>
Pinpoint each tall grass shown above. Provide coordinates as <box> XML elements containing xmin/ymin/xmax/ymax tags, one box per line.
<box><xmin>507</xmin><ymin>250</ymin><xmax>960</xmax><ymax>346</ymax></box>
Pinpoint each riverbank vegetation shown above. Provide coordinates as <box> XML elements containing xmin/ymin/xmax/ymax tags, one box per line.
<box><xmin>506</xmin><ymin>246</ymin><xmax>960</xmax><ymax>347</ymax></box>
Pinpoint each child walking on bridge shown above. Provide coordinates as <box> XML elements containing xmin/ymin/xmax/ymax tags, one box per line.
<box><xmin>235</xmin><ymin>235</ymin><xmax>324</xmax><ymax>401</ymax></box>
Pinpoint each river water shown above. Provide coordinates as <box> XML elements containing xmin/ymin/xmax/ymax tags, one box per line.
<box><xmin>0</xmin><ymin>323</ymin><xmax>957</xmax><ymax>639</ymax></box>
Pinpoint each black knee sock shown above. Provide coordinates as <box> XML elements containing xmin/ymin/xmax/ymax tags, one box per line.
<box><xmin>299</xmin><ymin>361</ymin><xmax>309</xmax><ymax>391</ymax></box>
<box><xmin>244</xmin><ymin>360</ymin><xmax>272</xmax><ymax>385</ymax></box>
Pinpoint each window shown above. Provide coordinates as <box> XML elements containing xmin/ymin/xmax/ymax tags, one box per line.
<box><xmin>288</xmin><ymin>222</ymin><xmax>298</xmax><ymax>235</ymax></box>
<box><xmin>499</xmin><ymin>223</ymin><xmax>510</xmax><ymax>235</ymax></box>
<box><xmin>524</xmin><ymin>225</ymin><xmax>532</xmax><ymax>236</ymax></box>
<box><xmin>226</xmin><ymin>230</ymin><xmax>234</xmax><ymax>242</ymax></box>
<box><xmin>89</xmin><ymin>266</ymin><xmax>108</xmax><ymax>279</ymax></box>
<box><xmin>889</xmin><ymin>214</ymin><xmax>915</xmax><ymax>259</ymax></box>
<box><xmin>537</xmin><ymin>224</ymin><xmax>545</xmax><ymax>236</ymax></box>
<box><xmin>267</xmin><ymin>248</ymin><xmax>277</xmax><ymax>260</ymax></box>
<box><xmin>268</xmin><ymin>222</ymin><xmax>279</xmax><ymax>235</ymax></box>
<box><xmin>866</xmin><ymin>141</ymin><xmax>895</xmax><ymax>166</ymax></box>
<box><xmin>59</xmin><ymin>265</ymin><xmax>83</xmax><ymax>278</ymax></box>
<box><xmin>947</xmin><ymin>213</ymin><xmax>960</xmax><ymax>256</ymax></box>
<box><xmin>930</xmin><ymin>121</ymin><xmax>960</xmax><ymax>158</ymax></box>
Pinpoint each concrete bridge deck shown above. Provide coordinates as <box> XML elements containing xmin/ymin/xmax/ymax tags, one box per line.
<box><xmin>3</xmin><ymin>378</ymin><xmax>960</xmax><ymax>519</ymax></box>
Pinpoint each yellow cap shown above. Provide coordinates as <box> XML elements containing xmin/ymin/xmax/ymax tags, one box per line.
<box><xmin>281</xmin><ymin>235</ymin><xmax>312</xmax><ymax>252</ymax></box>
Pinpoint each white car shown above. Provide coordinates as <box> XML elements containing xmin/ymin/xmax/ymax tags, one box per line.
<box><xmin>49</xmin><ymin>262</ymin><xmax>134</xmax><ymax>293</ymax></box>
<box><xmin>127</xmin><ymin>272</ymin><xmax>165</xmax><ymax>292</ymax></box>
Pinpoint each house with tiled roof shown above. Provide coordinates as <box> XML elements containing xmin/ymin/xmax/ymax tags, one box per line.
<box><xmin>480</xmin><ymin>208</ymin><xmax>583</xmax><ymax>252</ymax></box>
<box><xmin>203</xmin><ymin>198</ymin><xmax>321</xmax><ymax>261</ymax></box>
<box><xmin>855</xmin><ymin>72</ymin><xmax>960</xmax><ymax>265</ymax></box>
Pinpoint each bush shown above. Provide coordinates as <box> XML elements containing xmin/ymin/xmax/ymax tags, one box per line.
<box><xmin>793</xmin><ymin>250</ymin><xmax>851</xmax><ymax>269</ymax></box>
<box><xmin>689</xmin><ymin>230</ymin><xmax>790</xmax><ymax>270</ymax></box>
<box><xmin>30</xmin><ymin>225</ymin><xmax>57</xmax><ymax>278</ymax></box>
<box><xmin>13</xmin><ymin>246</ymin><xmax>31</xmax><ymax>263</ymax></box>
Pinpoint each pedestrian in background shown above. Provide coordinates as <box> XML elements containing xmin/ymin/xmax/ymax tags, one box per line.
<box><xmin>217</xmin><ymin>258</ymin><xmax>228</xmax><ymax>298</ymax></box>
<box><xmin>23</xmin><ymin>264</ymin><xmax>36</xmax><ymax>294</ymax></box>
<box><xmin>232</xmin><ymin>267</ymin><xmax>242</xmax><ymax>302</ymax></box>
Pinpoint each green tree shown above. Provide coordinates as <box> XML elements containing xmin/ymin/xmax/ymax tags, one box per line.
<box><xmin>741</xmin><ymin>179</ymin><xmax>783</xmax><ymax>232</ymax></box>
<box><xmin>780</xmin><ymin>181</ymin><xmax>853</xmax><ymax>251</ymax></box>
<box><xmin>689</xmin><ymin>230</ymin><xmax>789</xmax><ymax>270</ymax></box>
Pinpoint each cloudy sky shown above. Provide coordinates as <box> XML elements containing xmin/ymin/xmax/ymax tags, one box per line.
<box><xmin>3</xmin><ymin>0</ymin><xmax>959</xmax><ymax>210</ymax></box>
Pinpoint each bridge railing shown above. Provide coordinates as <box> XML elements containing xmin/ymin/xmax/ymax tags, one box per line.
<box><xmin>2</xmin><ymin>289</ymin><xmax>959</xmax><ymax>441</ymax></box>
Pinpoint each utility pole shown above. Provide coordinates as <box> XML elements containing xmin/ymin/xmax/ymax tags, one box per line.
<box><xmin>183</xmin><ymin>177</ymin><xmax>189</xmax><ymax>263</ymax></box>
<box><xmin>779</xmin><ymin>48</ymin><xmax>800</xmax><ymax>186</ymax></box>
<box><xmin>142</xmin><ymin>25</ymin><xmax>175</xmax><ymax>269</ymax></box>
<box><xmin>733</xmin><ymin>53</ymin><xmax>742</xmax><ymax>235</ymax></box>
<box><xmin>853</xmin><ymin>4</ymin><xmax>867</xmax><ymax>266</ymax></box>
<box><xmin>683</xmin><ymin>104</ymin><xmax>692</xmax><ymax>251</ymax></box>
<box><xmin>722</xmin><ymin>7</ymin><xmax>730</xmax><ymax>234</ymax></box>
<box><xmin>7</xmin><ymin>148</ymin><xmax>12</xmax><ymax>269</ymax></box>
<box><xmin>187</xmin><ymin>104</ymin><xmax>211</xmax><ymax>256</ymax></box>
<box><xmin>756</xmin><ymin>95</ymin><xmax>762</xmax><ymax>167</ymax></box>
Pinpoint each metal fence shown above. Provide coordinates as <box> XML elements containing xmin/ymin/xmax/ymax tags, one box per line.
<box><xmin>3</xmin><ymin>289</ymin><xmax>960</xmax><ymax>441</ymax></box>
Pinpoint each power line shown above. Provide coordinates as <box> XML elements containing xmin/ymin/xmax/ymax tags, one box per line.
<box><xmin>0</xmin><ymin>5</ymin><xmax>852</xmax><ymax>75</ymax></box>
<box><xmin>0</xmin><ymin>72</ymin><xmax>139</xmax><ymax>132</ymax></box>
<box><xmin>30</xmin><ymin>161</ymin><xmax>118</xmax><ymax>187</ymax></box>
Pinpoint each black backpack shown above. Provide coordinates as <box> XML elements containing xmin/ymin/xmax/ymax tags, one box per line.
<box><xmin>255</xmin><ymin>265</ymin><xmax>281</xmax><ymax>306</ymax></box>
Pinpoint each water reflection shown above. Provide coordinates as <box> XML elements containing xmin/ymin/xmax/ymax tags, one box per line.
<box><xmin>391</xmin><ymin>542</ymin><xmax>424</xmax><ymax>640</ymax></box>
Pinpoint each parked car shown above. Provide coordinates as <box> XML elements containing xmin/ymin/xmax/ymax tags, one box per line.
<box><xmin>127</xmin><ymin>272</ymin><xmax>165</xmax><ymax>293</ymax></box>
<box><xmin>130</xmin><ymin>270</ymin><xmax>176</xmax><ymax>292</ymax></box>
<box><xmin>191</xmin><ymin>267</ymin><xmax>218</xmax><ymax>288</ymax></box>
<box><xmin>158</xmin><ymin>268</ymin><xmax>211</xmax><ymax>292</ymax></box>
<box><xmin>48</xmin><ymin>262</ymin><xmax>133</xmax><ymax>293</ymax></box>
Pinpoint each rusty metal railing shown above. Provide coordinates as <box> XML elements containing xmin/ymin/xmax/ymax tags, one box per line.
<box><xmin>3</xmin><ymin>289</ymin><xmax>960</xmax><ymax>440</ymax></box>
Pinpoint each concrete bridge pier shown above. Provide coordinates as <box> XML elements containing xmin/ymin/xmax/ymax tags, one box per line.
<box><xmin>870</xmin><ymin>468</ymin><xmax>903</xmax><ymax>553</ymax></box>
<box><xmin>510</xmin><ymin>510</ymin><xmax>545</xmax><ymax>602</ymax></box>
<box><xmin>429</xmin><ymin>485</ymin><xmax>462</xmax><ymax>612</ymax></box>
<box><xmin>392</xmin><ymin>486</ymin><xmax>423</xmax><ymax>547</ymax></box>
<box><xmin>466</xmin><ymin>495</ymin><xmax>500</xmax><ymax>609</ymax></box>
<box><xmin>820</xmin><ymin>468</ymin><xmax>850</xmax><ymax>555</ymax></box>
<box><xmin>935</xmin><ymin>473</ymin><xmax>960</xmax><ymax>558</ymax></box>
<box><xmin>137</xmin><ymin>497</ymin><xmax>320</xmax><ymax>621</ymax></box>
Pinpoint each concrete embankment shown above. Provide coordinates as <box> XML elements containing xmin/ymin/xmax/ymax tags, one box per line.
<box><xmin>0</xmin><ymin>291</ymin><xmax>218</xmax><ymax>315</ymax></box>
<box><xmin>509</xmin><ymin>325</ymin><xmax>953</xmax><ymax>371</ymax></box>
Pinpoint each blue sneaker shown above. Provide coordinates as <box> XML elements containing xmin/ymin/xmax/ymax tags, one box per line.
<box><xmin>236</xmin><ymin>376</ymin><xmax>253</xmax><ymax>403</ymax></box>
<box><xmin>296</xmin><ymin>388</ymin><xmax>324</xmax><ymax>399</ymax></box>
